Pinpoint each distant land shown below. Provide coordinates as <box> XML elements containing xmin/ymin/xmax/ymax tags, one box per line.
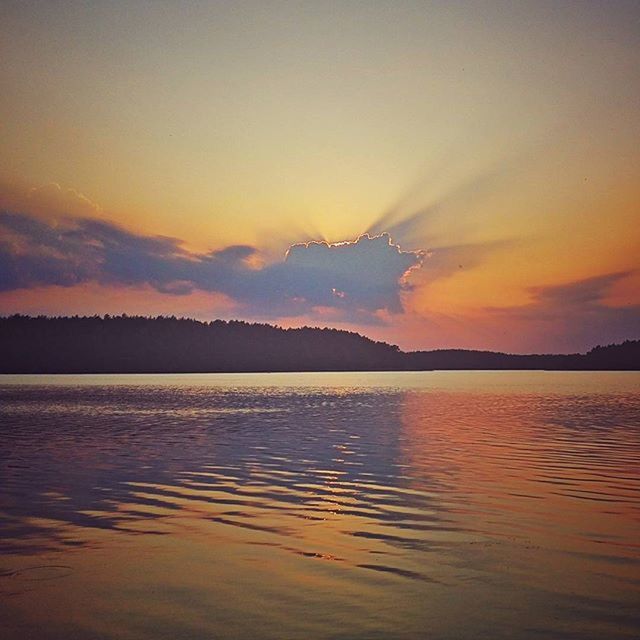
<box><xmin>0</xmin><ymin>315</ymin><xmax>638</xmax><ymax>373</ymax></box>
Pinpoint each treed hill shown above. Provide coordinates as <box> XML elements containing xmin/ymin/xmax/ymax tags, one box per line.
<box><xmin>0</xmin><ymin>315</ymin><xmax>403</xmax><ymax>373</ymax></box>
<box><xmin>0</xmin><ymin>315</ymin><xmax>638</xmax><ymax>373</ymax></box>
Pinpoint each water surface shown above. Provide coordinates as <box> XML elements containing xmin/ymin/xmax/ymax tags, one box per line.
<box><xmin>1</xmin><ymin>372</ymin><xmax>639</xmax><ymax>639</ymax></box>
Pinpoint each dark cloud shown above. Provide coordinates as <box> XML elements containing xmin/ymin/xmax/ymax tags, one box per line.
<box><xmin>489</xmin><ymin>272</ymin><xmax>640</xmax><ymax>352</ymax></box>
<box><xmin>0</xmin><ymin>211</ymin><xmax>423</xmax><ymax>323</ymax></box>
<box><xmin>280</xmin><ymin>235</ymin><xmax>423</xmax><ymax>313</ymax></box>
<box><xmin>529</xmin><ymin>272</ymin><xmax>629</xmax><ymax>309</ymax></box>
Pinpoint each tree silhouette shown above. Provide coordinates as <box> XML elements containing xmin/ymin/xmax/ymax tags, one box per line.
<box><xmin>0</xmin><ymin>315</ymin><xmax>637</xmax><ymax>373</ymax></box>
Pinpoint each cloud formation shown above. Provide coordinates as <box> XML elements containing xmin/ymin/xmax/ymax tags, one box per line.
<box><xmin>507</xmin><ymin>272</ymin><xmax>640</xmax><ymax>350</ymax></box>
<box><xmin>0</xmin><ymin>211</ymin><xmax>423</xmax><ymax>323</ymax></box>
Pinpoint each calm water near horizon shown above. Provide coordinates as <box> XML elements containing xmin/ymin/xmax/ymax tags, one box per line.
<box><xmin>1</xmin><ymin>371</ymin><xmax>639</xmax><ymax>639</ymax></box>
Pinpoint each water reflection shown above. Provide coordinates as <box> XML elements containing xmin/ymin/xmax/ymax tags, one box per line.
<box><xmin>0</xmin><ymin>373</ymin><xmax>639</xmax><ymax>639</ymax></box>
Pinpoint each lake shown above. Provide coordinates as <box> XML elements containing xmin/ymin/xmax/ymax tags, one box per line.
<box><xmin>1</xmin><ymin>372</ymin><xmax>639</xmax><ymax>639</ymax></box>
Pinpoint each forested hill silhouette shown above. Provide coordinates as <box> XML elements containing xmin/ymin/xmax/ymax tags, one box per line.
<box><xmin>0</xmin><ymin>315</ymin><xmax>638</xmax><ymax>373</ymax></box>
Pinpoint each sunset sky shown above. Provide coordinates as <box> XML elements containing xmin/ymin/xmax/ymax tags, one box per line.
<box><xmin>1</xmin><ymin>1</ymin><xmax>639</xmax><ymax>353</ymax></box>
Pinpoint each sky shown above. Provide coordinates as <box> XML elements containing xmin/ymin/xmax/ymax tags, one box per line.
<box><xmin>1</xmin><ymin>0</ymin><xmax>639</xmax><ymax>353</ymax></box>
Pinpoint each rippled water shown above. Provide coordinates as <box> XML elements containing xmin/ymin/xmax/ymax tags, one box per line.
<box><xmin>1</xmin><ymin>372</ymin><xmax>639</xmax><ymax>639</ymax></box>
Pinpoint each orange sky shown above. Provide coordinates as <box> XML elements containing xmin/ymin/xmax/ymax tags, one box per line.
<box><xmin>1</xmin><ymin>2</ymin><xmax>638</xmax><ymax>352</ymax></box>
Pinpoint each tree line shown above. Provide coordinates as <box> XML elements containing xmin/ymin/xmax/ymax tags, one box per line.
<box><xmin>0</xmin><ymin>315</ymin><xmax>637</xmax><ymax>373</ymax></box>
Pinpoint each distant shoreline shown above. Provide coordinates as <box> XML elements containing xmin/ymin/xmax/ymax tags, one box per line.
<box><xmin>2</xmin><ymin>315</ymin><xmax>638</xmax><ymax>373</ymax></box>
